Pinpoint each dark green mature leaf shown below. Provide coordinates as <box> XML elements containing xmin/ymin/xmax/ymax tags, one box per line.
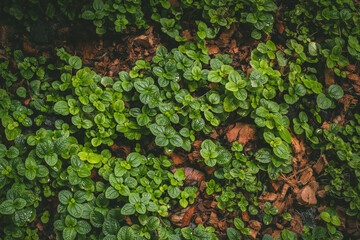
<box><xmin>147</xmin><ymin>216</ymin><xmax>160</xmax><ymax>231</ymax></box>
<box><xmin>63</xmin><ymin>227</ymin><xmax>77</xmax><ymax>240</ymax></box>
<box><xmin>0</xmin><ymin>200</ymin><xmax>15</xmax><ymax>214</ymax></box>
<box><xmin>117</xmin><ymin>226</ymin><xmax>135</xmax><ymax>240</ymax></box>
<box><xmin>68</xmin><ymin>202</ymin><xmax>83</xmax><ymax>217</ymax></box>
<box><xmin>328</xmin><ymin>85</ymin><xmax>344</xmax><ymax>100</ymax></box>
<box><xmin>317</xmin><ymin>93</ymin><xmax>332</xmax><ymax>109</ymax></box>
<box><xmin>75</xmin><ymin>220</ymin><xmax>91</xmax><ymax>234</ymax></box>
<box><xmin>227</xmin><ymin>227</ymin><xmax>241</xmax><ymax>240</ymax></box>
<box><xmin>59</xmin><ymin>190</ymin><xmax>73</xmax><ymax>205</ymax></box>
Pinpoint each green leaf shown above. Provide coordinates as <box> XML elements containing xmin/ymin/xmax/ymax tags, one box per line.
<box><xmin>276</xmin><ymin>51</ymin><xmax>287</xmax><ymax>66</ymax></box>
<box><xmin>93</xmin><ymin>0</ymin><xmax>104</xmax><ymax>11</ymax></box>
<box><xmin>16</xmin><ymin>87</ymin><xmax>27</xmax><ymax>98</ymax></box>
<box><xmin>331</xmin><ymin>216</ymin><xmax>341</xmax><ymax>226</ymax></box>
<box><xmin>266</xmin><ymin>40</ymin><xmax>276</xmax><ymax>51</ymax></box>
<box><xmin>155</xmin><ymin>135</ymin><xmax>169</xmax><ymax>147</ymax></box>
<box><xmin>68</xmin><ymin>203</ymin><xmax>84</xmax><ymax>217</ymax></box>
<box><xmin>59</xmin><ymin>190</ymin><xmax>73</xmax><ymax>205</ymax></box>
<box><xmin>179</xmin><ymin>199</ymin><xmax>188</xmax><ymax>208</ymax></box>
<box><xmin>227</xmin><ymin>227</ymin><xmax>241</xmax><ymax>240</ymax></box>
<box><xmin>121</xmin><ymin>203</ymin><xmax>136</xmax><ymax>215</ymax></box>
<box><xmin>208</xmin><ymin>71</ymin><xmax>222</xmax><ymax>82</ymax></box>
<box><xmin>168</xmin><ymin>186</ymin><xmax>181</xmax><ymax>198</ymax></box>
<box><xmin>82</xmin><ymin>10</ymin><xmax>95</xmax><ymax>20</ymax></box>
<box><xmin>181</xmin><ymin>227</ymin><xmax>193</xmax><ymax>239</ymax></box>
<box><xmin>328</xmin><ymin>85</ymin><xmax>344</xmax><ymax>100</ymax></box>
<box><xmin>170</xmin><ymin>135</ymin><xmax>183</xmax><ymax>147</ymax></box>
<box><xmin>137</xmin><ymin>114</ymin><xmax>150</xmax><ymax>126</ymax></box>
<box><xmin>255</xmin><ymin>148</ymin><xmax>272</xmax><ymax>163</ymax></box>
<box><xmin>63</xmin><ymin>227</ymin><xmax>77</xmax><ymax>240</ymax></box>
<box><xmin>317</xmin><ymin>93</ymin><xmax>332</xmax><ymax>109</ymax></box>
<box><xmin>223</xmin><ymin>95</ymin><xmax>240</xmax><ymax>112</ymax></box>
<box><xmin>332</xmin><ymin>45</ymin><xmax>342</xmax><ymax>57</ymax></box>
<box><xmin>90</xmin><ymin>210</ymin><xmax>105</xmax><ymax>227</ymax></box>
<box><xmin>69</xmin><ymin>56</ymin><xmax>82</xmax><ymax>69</ymax></box>
<box><xmin>308</xmin><ymin>42</ymin><xmax>318</xmax><ymax>56</ymax></box>
<box><xmin>135</xmin><ymin>203</ymin><xmax>146</xmax><ymax>214</ymax></box>
<box><xmin>117</xmin><ymin>226</ymin><xmax>135</xmax><ymax>240</ymax></box>
<box><xmin>147</xmin><ymin>216</ymin><xmax>160</xmax><ymax>231</ymax></box>
<box><xmin>103</xmin><ymin>218</ymin><xmax>120</xmax><ymax>235</ymax></box>
<box><xmin>274</xmin><ymin>143</ymin><xmax>291</xmax><ymax>160</ymax></box>
<box><xmin>126</xmin><ymin>152</ymin><xmax>146</xmax><ymax>167</ymax></box>
<box><xmin>0</xmin><ymin>200</ymin><xmax>15</xmax><ymax>214</ymax></box>
<box><xmin>13</xmin><ymin>198</ymin><xmax>26</xmax><ymax>210</ymax></box>
<box><xmin>279</xmin><ymin>128</ymin><xmax>292</xmax><ymax>144</ymax></box>
<box><xmin>7</xmin><ymin>146</ymin><xmax>19</xmax><ymax>158</ymax></box>
<box><xmin>54</xmin><ymin>101</ymin><xmax>70</xmax><ymax>116</ymax></box>
<box><xmin>320</xmin><ymin>211</ymin><xmax>331</xmax><ymax>222</ymax></box>
<box><xmin>192</xmin><ymin>118</ymin><xmax>205</xmax><ymax>131</ymax></box>
<box><xmin>75</xmin><ymin>220</ymin><xmax>91</xmax><ymax>234</ymax></box>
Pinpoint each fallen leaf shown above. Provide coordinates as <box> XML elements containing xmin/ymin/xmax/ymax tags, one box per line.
<box><xmin>324</xmin><ymin>66</ymin><xmax>335</xmax><ymax>87</ymax></box>
<box><xmin>168</xmin><ymin>0</ymin><xmax>180</xmax><ymax>7</ymax></box>
<box><xmin>273</xmin><ymin>199</ymin><xmax>286</xmax><ymax>214</ymax></box>
<box><xmin>170</xmin><ymin>153</ymin><xmax>186</xmax><ymax>166</ymax></box>
<box><xmin>313</xmin><ymin>155</ymin><xmax>328</xmax><ymax>174</ymax></box>
<box><xmin>299</xmin><ymin>168</ymin><xmax>313</xmax><ymax>185</ymax></box>
<box><xmin>280</xmin><ymin>183</ymin><xmax>290</xmax><ymax>201</ymax></box>
<box><xmin>226</xmin><ymin>123</ymin><xmax>256</xmax><ymax>146</ymax></box>
<box><xmin>242</xmin><ymin>211</ymin><xmax>250</xmax><ymax>222</ymax></box>
<box><xmin>249</xmin><ymin>220</ymin><xmax>262</xmax><ymax>231</ymax></box>
<box><xmin>290</xmin><ymin>213</ymin><xmax>303</xmax><ymax>235</ymax></box>
<box><xmin>172</xmin><ymin>167</ymin><xmax>205</xmax><ymax>185</ymax></box>
<box><xmin>347</xmin><ymin>72</ymin><xmax>360</xmax><ymax>82</ymax></box>
<box><xmin>218</xmin><ymin>221</ymin><xmax>228</xmax><ymax>231</ymax></box>
<box><xmin>208</xmin><ymin>45</ymin><xmax>220</xmax><ymax>55</ymax></box>
<box><xmin>259</xmin><ymin>192</ymin><xmax>278</xmax><ymax>202</ymax></box>
<box><xmin>170</xmin><ymin>205</ymin><xmax>196</xmax><ymax>227</ymax></box>
<box><xmin>297</xmin><ymin>185</ymin><xmax>317</xmax><ymax>206</ymax></box>
<box><xmin>208</xmin><ymin>212</ymin><xmax>219</xmax><ymax>227</ymax></box>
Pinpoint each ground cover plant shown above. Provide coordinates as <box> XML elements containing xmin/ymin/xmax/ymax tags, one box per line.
<box><xmin>0</xmin><ymin>0</ymin><xmax>360</xmax><ymax>239</ymax></box>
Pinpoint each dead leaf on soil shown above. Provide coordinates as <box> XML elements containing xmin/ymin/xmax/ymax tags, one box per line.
<box><xmin>242</xmin><ymin>211</ymin><xmax>250</xmax><ymax>222</ymax></box>
<box><xmin>297</xmin><ymin>185</ymin><xmax>317</xmax><ymax>206</ymax></box>
<box><xmin>290</xmin><ymin>213</ymin><xmax>303</xmax><ymax>235</ymax></box>
<box><xmin>313</xmin><ymin>154</ymin><xmax>328</xmax><ymax>174</ymax></box>
<box><xmin>170</xmin><ymin>153</ymin><xmax>186</xmax><ymax>166</ymax></box>
<box><xmin>324</xmin><ymin>66</ymin><xmax>335</xmax><ymax>87</ymax></box>
<box><xmin>259</xmin><ymin>192</ymin><xmax>278</xmax><ymax>202</ymax></box>
<box><xmin>273</xmin><ymin>199</ymin><xmax>286</xmax><ymax>214</ymax></box>
<box><xmin>208</xmin><ymin>45</ymin><xmax>220</xmax><ymax>55</ymax></box>
<box><xmin>338</xmin><ymin>94</ymin><xmax>358</xmax><ymax>112</ymax></box>
<box><xmin>172</xmin><ymin>167</ymin><xmax>205</xmax><ymax>185</ymax></box>
<box><xmin>321</xmin><ymin>121</ymin><xmax>330</xmax><ymax>130</ymax></box>
<box><xmin>249</xmin><ymin>220</ymin><xmax>262</xmax><ymax>231</ymax></box>
<box><xmin>170</xmin><ymin>205</ymin><xmax>196</xmax><ymax>227</ymax></box>
<box><xmin>280</xmin><ymin>183</ymin><xmax>290</xmax><ymax>201</ymax></box>
<box><xmin>208</xmin><ymin>212</ymin><xmax>219</xmax><ymax>227</ymax></box>
<box><xmin>226</xmin><ymin>123</ymin><xmax>256</xmax><ymax>146</ymax></box>
<box><xmin>299</xmin><ymin>168</ymin><xmax>313</xmax><ymax>185</ymax></box>
<box><xmin>167</xmin><ymin>0</ymin><xmax>180</xmax><ymax>7</ymax></box>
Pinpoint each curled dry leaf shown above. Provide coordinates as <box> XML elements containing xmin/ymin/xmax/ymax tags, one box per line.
<box><xmin>169</xmin><ymin>205</ymin><xmax>196</xmax><ymax>227</ymax></box>
<box><xmin>297</xmin><ymin>185</ymin><xmax>317</xmax><ymax>206</ymax></box>
<box><xmin>313</xmin><ymin>154</ymin><xmax>328</xmax><ymax>174</ymax></box>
